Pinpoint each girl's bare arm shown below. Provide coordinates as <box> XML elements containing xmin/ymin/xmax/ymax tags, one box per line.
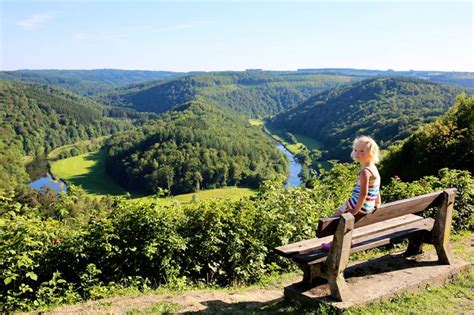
<box><xmin>351</xmin><ymin>169</ymin><xmax>370</xmax><ymax>215</ymax></box>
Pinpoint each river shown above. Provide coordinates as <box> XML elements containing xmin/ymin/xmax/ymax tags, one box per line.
<box><xmin>273</xmin><ymin>142</ymin><xmax>303</xmax><ymax>188</ymax></box>
<box><xmin>27</xmin><ymin>157</ymin><xmax>68</xmax><ymax>193</ymax></box>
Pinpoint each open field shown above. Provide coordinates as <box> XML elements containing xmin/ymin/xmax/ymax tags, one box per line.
<box><xmin>50</xmin><ymin>150</ymin><xmax>256</xmax><ymax>203</ymax></box>
<box><xmin>50</xmin><ymin>150</ymin><xmax>127</xmax><ymax>196</ymax></box>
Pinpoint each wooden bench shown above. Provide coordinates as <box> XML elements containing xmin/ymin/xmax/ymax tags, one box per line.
<box><xmin>274</xmin><ymin>189</ymin><xmax>457</xmax><ymax>301</ymax></box>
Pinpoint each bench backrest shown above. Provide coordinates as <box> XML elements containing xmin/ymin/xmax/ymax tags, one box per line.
<box><xmin>316</xmin><ymin>188</ymin><xmax>456</xmax><ymax>238</ymax></box>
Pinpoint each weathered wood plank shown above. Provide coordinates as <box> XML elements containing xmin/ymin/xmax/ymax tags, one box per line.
<box><xmin>316</xmin><ymin>189</ymin><xmax>455</xmax><ymax>238</ymax></box>
<box><xmin>274</xmin><ymin>214</ymin><xmax>423</xmax><ymax>258</ymax></box>
<box><xmin>326</xmin><ymin>212</ymin><xmax>354</xmax><ymax>301</ymax></box>
<box><xmin>292</xmin><ymin>218</ymin><xmax>435</xmax><ymax>265</ymax></box>
<box><xmin>433</xmin><ymin>190</ymin><xmax>456</xmax><ymax>264</ymax></box>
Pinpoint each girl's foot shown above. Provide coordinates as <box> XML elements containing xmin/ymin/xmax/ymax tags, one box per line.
<box><xmin>321</xmin><ymin>242</ymin><xmax>331</xmax><ymax>250</ymax></box>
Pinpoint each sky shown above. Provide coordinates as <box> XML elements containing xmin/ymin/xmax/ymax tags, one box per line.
<box><xmin>1</xmin><ymin>1</ymin><xmax>473</xmax><ymax>72</ymax></box>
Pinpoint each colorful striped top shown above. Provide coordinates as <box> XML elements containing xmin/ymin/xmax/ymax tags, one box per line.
<box><xmin>346</xmin><ymin>165</ymin><xmax>380</xmax><ymax>213</ymax></box>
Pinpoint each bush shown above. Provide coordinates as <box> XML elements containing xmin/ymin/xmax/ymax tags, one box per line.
<box><xmin>1</xmin><ymin>164</ymin><xmax>472</xmax><ymax>311</ymax></box>
<box><xmin>382</xmin><ymin>168</ymin><xmax>473</xmax><ymax>231</ymax></box>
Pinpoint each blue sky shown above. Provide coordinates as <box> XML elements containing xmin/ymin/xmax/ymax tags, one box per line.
<box><xmin>1</xmin><ymin>1</ymin><xmax>473</xmax><ymax>71</ymax></box>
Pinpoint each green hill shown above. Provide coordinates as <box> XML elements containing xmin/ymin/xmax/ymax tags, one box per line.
<box><xmin>297</xmin><ymin>68</ymin><xmax>474</xmax><ymax>89</ymax></box>
<box><xmin>0</xmin><ymin>69</ymin><xmax>185</xmax><ymax>95</ymax></box>
<box><xmin>380</xmin><ymin>94</ymin><xmax>474</xmax><ymax>181</ymax></box>
<box><xmin>105</xmin><ymin>101</ymin><xmax>289</xmax><ymax>195</ymax></box>
<box><xmin>97</xmin><ymin>71</ymin><xmax>355</xmax><ymax>117</ymax></box>
<box><xmin>269</xmin><ymin>77</ymin><xmax>465</xmax><ymax>161</ymax></box>
<box><xmin>0</xmin><ymin>80</ymin><xmax>152</xmax><ymax>188</ymax></box>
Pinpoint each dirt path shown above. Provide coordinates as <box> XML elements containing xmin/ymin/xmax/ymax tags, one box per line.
<box><xmin>44</xmin><ymin>276</ymin><xmax>298</xmax><ymax>314</ymax></box>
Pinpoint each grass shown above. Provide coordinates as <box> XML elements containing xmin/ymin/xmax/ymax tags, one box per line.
<box><xmin>50</xmin><ymin>149</ymin><xmax>256</xmax><ymax>203</ymax></box>
<box><xmin>292</xmin><ymin>132</ymin><xmax>325</xmax><ymax>151</ymax></box>
<box><xmin>132</xmin><ymin>186</ymin><xmax>256</xmax><ymax>206</ymax></box>
<box><xmin>47</xmin><ymin>136</ymin><xmax>108</xmax><ymax>160</ymax></box>
<box><xmin>264</xmin><ymin>123</ymin><xmax>331</xmax><ymax>171</ymax></box>
<box><xmin>50</xmin><ymin>150</ymin><xmax>128</xmax><ymax>196</ymax></box>
<box><xmin>248</xmin><ymin>118</ymin><xmax>264</xmax><ymax>126</ymax></box>
<box><xmin>126</xmin><ymin>301</ymin><xmax>181</xmax><ymax>314</ymax></box>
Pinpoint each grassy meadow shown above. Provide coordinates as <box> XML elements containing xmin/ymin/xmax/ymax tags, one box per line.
<box><xmin>50</xmin><ymin>149</ymin><xmax>256</xmax><ymax>204</ymax></box>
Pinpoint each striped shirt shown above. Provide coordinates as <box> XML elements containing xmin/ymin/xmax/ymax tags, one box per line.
<box><xmin>346</xmin><ymin>165</ymin><xmax>380</xmax><ymax>213</ymax></box>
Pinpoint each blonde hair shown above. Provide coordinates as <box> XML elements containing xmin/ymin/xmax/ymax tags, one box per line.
<box><xmin>351</xmin><ymin>136</ymin><xmax>380</xmax><ymax>164</ymax></box>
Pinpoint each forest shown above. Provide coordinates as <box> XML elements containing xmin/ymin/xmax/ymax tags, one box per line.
<box><xmin>380</xmin><ymin>94</ymin><xmax>474</xmax><ymax>182</ymax></box>
<box><xmin>269</xmin><ymin>77</ymin><xmax>465</xmax><ymax>160</ymax></box>
<box><xmin>96</xmin><ymin>71</ymin><xmax>356</xmax><ymax>117</ymax></box>
<box><xmin>105</xmin><ymin>101</ymin><xmax>288</xmax><ymax>195</ymax></box>
<box><xmin>0</xmin><ymin>81</ymin><xmax>154</xmax><ymax>189</ymax></box>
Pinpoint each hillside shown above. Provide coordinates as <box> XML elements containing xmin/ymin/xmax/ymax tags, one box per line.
<box><xmin>97</xmin><ymin>71</ymin><xmax>355</xmax><ymax>117</ymax></box>
<box><xmin>0</xmin><ymin>80</ymin><xmax>152</xmax><ymax>188</ymax></box>
<box><xmin>269</xmin><ymin>77</ymin><xmax>465</xmax><ymax>160</ymax></box>
<box><xmin>380</xmin><ymin>94</ymin><xmax>474</xmax><ymax>181</ymax></box>
<box><xmin>297</xmin><ymin>68</ymin><xmax>474</xmax><ymax>89</ymax></box>
<box><xmin>105</xmin><ymin>101</ymin><xmax>289</xmax><ymax>195</ymax></box>
<box><xmin>0</xmin><ymin>69</ymin><xmax>186</xmax><ymax>95</ymax></box>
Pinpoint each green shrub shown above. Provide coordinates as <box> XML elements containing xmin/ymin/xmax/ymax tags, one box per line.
<box><xmin>382</xmin><ymin>168</ymin><xmax>473</xmax><ymax>231</ymax></box>
<box><xmin>1</xmin><ymin>164</ymin><xmax>471</xmax><ymax>311</ymax></box>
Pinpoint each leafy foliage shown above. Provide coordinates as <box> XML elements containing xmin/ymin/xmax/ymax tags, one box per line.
<box><xmin>380</xmin><ymin>94</ymin><xmax>474</xmax><ymax>181</ymax></box>
<box><xmin>0</xmin><ymin>164</ymin><xmax>471</xmax><ymax>311</ymax></box>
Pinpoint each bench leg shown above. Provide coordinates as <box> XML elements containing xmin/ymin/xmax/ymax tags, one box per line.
<box><xmin>404</xmin><ymin>232</ymin><xmax>425</xmax><ymax>257</ymax></box>
<box><xmin>299</xmin><ymin>263</ymin><xmax>326</xmax><ymax>287</ymax></box>
<box><xmin>433</xmin><ymin>190</ymin><xmax>455</xmax><ymax>265</ymax></box>
<box><xmin>326</xmin><ymin>212</ymin><xmax>354</xmax><ymax>301</ymax></box>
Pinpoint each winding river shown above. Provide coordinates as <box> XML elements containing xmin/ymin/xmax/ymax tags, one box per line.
<box><xmin>274</xmin><ymin>142</ymin><xmax>303</xmax><ymax>188</ymax></box>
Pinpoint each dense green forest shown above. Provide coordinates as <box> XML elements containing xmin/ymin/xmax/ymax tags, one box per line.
<box><xmin>0</xmin><ymin>69</ymin><xmax>186</xmax><ymax>95</ymax></box>
<box><xmin>296</xmin><ymin>68</ymin><xmax>474</xmax><ymax>89</ymax></box>
<box><xmin>270</xmin><ymin>77</ymin><xmax>465</xmax><ymax>160</ymax></box>
<box><xmin>0</xmin><ymin>80</ymin><xmax>154</xmax><ymax>188</ymax></box>
<box><xmin>97</xmin><ymin>71</ymin><xmax>355</xmax><ymax>117</ymax></box>
<box><xmin>380</xmin><ymin>94</ymin><xmax>474</xmax><ymax>181</ymax></box>
<box><xmin>105</xmin><ymin>101</ymin><xmax>289</xmax><ymax>195</ymax></box>
<box><xmin>2</xmin><ymin>69</ymin><xmax>472</xmax><ymax>99</ymax></box>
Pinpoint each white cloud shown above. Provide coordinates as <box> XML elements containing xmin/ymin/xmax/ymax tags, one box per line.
<box><xmin>16</xmin><ymin>13</ymin><xmax>55</xmax><ymax>30</ymax></box>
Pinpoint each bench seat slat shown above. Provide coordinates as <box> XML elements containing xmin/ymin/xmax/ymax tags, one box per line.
<box><xmin>292</xmin><ymin>217</ymin><xmax>435</xmax><ymax>265</ymax></box>
<box><xmin>274</xmin><ymin>214</ymin><xmax>424</xmax><ymax>258</ymax></box>
<box><xmin>316</xmin><ymin>189</ymin><xmax>455</xmax><ymax>238</ymax></box>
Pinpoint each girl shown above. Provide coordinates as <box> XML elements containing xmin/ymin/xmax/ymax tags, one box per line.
<box><xmin>337</xmin><ymin>135</ymin><xmax>381</xmax><ymax>216</ymax></box>
<box><xmin>322</xmin><ymin>136</ymin><xmax>381</xmax><ymax>249</ymax></box>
